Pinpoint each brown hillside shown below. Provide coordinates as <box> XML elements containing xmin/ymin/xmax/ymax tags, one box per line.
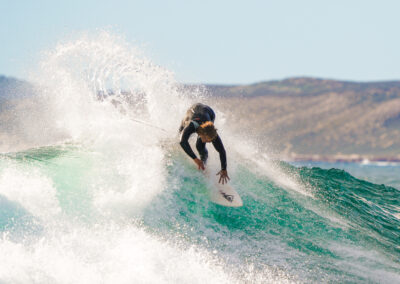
<box><xmin>208</xmin><ymin>78</ymin><xmax>400</xmax><ymax>161</ymax></box>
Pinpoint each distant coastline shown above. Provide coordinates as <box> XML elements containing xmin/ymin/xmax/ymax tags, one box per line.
<box><xmin>210</xmin><ymin>77</ymin><xmax>400</xmax><ymax>161</ymax></box>
<box><xmin>283</xmin><ymin>153</ymin><xmax>400</xmax><ymax>164</ymax></box>
<box><xmin>2</xmin><ymin>75</ymin><xmax>400</xmax><ymax>162</ymax></box>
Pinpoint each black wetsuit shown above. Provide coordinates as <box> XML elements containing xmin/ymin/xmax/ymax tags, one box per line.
<box><xmin>179</xmin><ymin>103</ymin><xmax>227</xmax><ymax>170</ymax></box>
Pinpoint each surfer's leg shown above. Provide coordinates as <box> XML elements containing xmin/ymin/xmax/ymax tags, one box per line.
<box><xmin>179</xmin><ymin>109</ymin><xmax>193</xmax><ymax>133</ymax></box>
<box><xmin>208</xmin><ymin>106</ymin><xmax>215</xmax><ymax>123</ymax></box>
<box><xmin>196</xmin><ymin>137</ymin><xmax>208</xmax><ymax>164</ymax></box>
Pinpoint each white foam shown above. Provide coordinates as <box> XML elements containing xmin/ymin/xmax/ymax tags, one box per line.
<box><xmin>0</xmin><ymin>166</ymin><xmax>61</xmax><ymax>221</ymax></box>
<box><xmin>92</xmin><ymin>141</ymin><xmax>167</xmax><ymax>218</ymax></box>
<box><xmin>0</xmin><ymin>225</ymin><xmax>236</xmax><ymax>284</ymax></box>
<box><xmin>0</xmin><ymin>31</ymin><xmax>303</xmax><ymax>283</ymax></box>
<box><xmin>329</xmin><ymin>242</ymin><xmax>400</xmax><ymax>283</ymax></box>
<box><xmin>221</xmin><ymin>131</ymin><xmax>313</xmax><ymax>198</ymax></box>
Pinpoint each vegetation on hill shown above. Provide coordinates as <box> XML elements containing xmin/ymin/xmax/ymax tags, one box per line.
<box><xmin>209</xmin><ymin>77</ymin><xmax>400</xmax><ymax>161</ymax></box>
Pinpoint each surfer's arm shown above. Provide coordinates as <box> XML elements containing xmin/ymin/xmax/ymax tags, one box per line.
<box><xmin>179</xmin><ymin>122</ymin><xmax>197</xmax><ymax>160</ymax></box>
<box><xmin>212</xmin><ymin>135</ymin><xmax>227</xmax><ymax>170</ymax></box>
<box><xmin>212</xmin><ymin>136</ymin><xmax>229</xmax><ymax>183</ymax></box>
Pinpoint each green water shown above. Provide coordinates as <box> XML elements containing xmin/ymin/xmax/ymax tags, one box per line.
<box><xmin>1</xmin><ymin>146</ymin><xmax>399</xmax><ymax>283</ymax></box>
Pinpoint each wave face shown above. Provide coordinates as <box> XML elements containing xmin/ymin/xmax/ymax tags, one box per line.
<box><xmin>0</xmin><ymin>32</ymin><xmax>399</xmax><ymax>283</ymax></box>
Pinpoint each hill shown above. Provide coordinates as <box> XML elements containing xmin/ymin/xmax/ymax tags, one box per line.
<box><xmin>208</xmin><ymin>77</ymin><xmax>400</xmax><ymax>162</ymax></box>
<box><xmin>0</xmin><ymin>75</ymin><xmax>34</xmax><ymax>99</ymax></box>
<box><xmin>1</xmin><ymin>75</ymin><xmax>399</xmax><ymax>161</ymax></box>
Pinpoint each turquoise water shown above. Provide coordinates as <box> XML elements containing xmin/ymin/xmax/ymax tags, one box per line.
<box><xmin>291</xmin><ymin>161</ymin><xmax>400</xmax><ymax>190</ymax></box>
<box><xmin>1</xmin><ymin>145</ymin><xmax>399</xmax><ymax>283</ymax></box>
<box><xmin>0</xmin><ymin>32</ymin><xmax>399</xmax><ymax>283</ymax></box>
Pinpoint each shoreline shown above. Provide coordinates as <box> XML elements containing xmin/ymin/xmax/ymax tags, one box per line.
<box><xmin>282</xmin><ymin>154</ymin><xmax>400</xmax><ymax>164</ymax></box>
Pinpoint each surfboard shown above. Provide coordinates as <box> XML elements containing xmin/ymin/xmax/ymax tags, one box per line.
<box><xmin>204</xmin><ymin>169</ymin><xmax>243</xmax><ymax>207</ymax></box>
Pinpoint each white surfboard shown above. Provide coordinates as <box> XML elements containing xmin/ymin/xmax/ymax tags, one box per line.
<box><xmin>204</xmin><ymin>169</ymin><xmax>243</xmax><ymax>207</ymax></box>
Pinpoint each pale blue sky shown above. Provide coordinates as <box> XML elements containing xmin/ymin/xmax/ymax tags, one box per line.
<box><xmin>1</xmin><ymin>0</ymin><xmax>399</xmax><ymax>84</ymax></box>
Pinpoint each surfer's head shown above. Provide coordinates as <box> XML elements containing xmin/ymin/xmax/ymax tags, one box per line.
<box><xmin>197</xmin><ymin>121</ymin><xmax>217</xmax><ymax>142</ymax></box>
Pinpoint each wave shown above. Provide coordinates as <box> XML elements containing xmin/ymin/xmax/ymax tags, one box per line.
<box><xmin>0</xmin><ymin>31</ymin><xmax>399</xmax><ymax>283</ymax></box>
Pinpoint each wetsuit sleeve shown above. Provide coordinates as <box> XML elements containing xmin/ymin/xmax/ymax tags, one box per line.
<box><xmin>179</xmin><ymin>122</ymin><xmax>197</xmax><ymax>160</ymax></box>
<box><xmin>212</xmin><ymin>135</ymin><xmax>227</xmax><ymax>170</ymax></box>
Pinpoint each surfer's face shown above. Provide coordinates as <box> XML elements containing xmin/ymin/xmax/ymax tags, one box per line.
<box><xmin>199</xmin><ymin>134</ymin><xmax>213</xmax><ymax>143</ymax></box>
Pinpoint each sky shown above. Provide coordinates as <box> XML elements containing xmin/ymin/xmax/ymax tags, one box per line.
<box><xmin>1</xmin><ymin>0</ymin><xmax>400</xmax><ymax>84</ymax></box>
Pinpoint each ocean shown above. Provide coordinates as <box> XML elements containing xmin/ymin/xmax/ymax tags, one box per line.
<box><xmin>291</xmin><ymin>161</ymin><xmax>400</xmax><ymax>190</ymax></box>
<box><xmin>0</xmin><ymin>32</ymin><xmax>399</xmax><ymax>283</ymax></box>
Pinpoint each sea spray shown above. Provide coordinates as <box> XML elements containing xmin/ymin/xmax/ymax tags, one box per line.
<box><xmin>0</xmin><ymin>31</ymin><xmax>399</xmax><ymax>283</ymax></box>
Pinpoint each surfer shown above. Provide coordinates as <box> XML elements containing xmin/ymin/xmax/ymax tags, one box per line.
<box><xmin>179</xmin><ymin>103</ymin><xmax>230</xmax><ymax>184</ymax></box>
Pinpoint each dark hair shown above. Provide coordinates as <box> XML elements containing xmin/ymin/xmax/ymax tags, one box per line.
<box><xmin>197</xmin><ymin>121</ymin><xmax>218</xmax><ymax>139</ymax></box>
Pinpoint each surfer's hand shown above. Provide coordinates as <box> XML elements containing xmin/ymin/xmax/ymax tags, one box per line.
<box><xmin>194</xmin><ymin>158</ymin><xmax>205</xmax><ymax>170</ymax></box>
<box><xmin>217</xmin><ymin>170</ymin><xmax>230</xmax><ymax>184</ymax></box>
